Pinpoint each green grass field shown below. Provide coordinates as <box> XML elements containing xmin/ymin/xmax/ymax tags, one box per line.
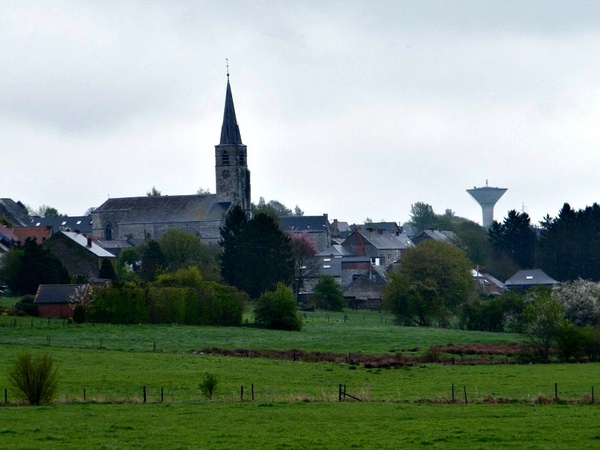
<box><xmin>2</xmin><ymin>309</ymin><xmax>600</xmax><ymax>448</ymax></box>
<box><xmin>0</xmin><ymin>309</ymin><xmax>521</xmax><ymax>355</ymax></box>
<box><xmin>2</xmin><ymin>402</ymin><xmax>600</xmax><ymax>449</ymax></box>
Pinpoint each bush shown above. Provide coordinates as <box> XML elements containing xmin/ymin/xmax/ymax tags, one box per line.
<box><xmin>254</xmin><ymin>283</ymin><xmax>302</xmax><ymax>331</ymax></box>
<box><xmin>312</xmin><ymin>275</ymin><xmax>346</xmax><ymax>311</ymax></box>
<box><xmin>13</xmin><ymin>295</ymin><xmax>38</xmax><ymax>316</ymax></box>
<box><xmin>72</xmin><ymin>304</ymin><xmax>86</xmax><ymax>324</ymax></box>
<box><xmin>199</xmin><ymin>372</ymin><xmax>219</xmax><ymax>400</ymax></box>
<box><xmin>7</xmin><ymin>353</ymin><xmax>59</xmax><ymax>405</ymax></box>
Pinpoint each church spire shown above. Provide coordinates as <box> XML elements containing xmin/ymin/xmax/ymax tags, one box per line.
<box><xmin>219</xmin><ymin>74</ymin><xmax>243</xmax><ymax>145</ymax></box>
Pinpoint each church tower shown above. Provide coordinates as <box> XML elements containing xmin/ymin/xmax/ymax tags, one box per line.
<box><xmin>215</xmin><ymin>74</ymin><xmax>251</xmax><ymax>212</ymax></box>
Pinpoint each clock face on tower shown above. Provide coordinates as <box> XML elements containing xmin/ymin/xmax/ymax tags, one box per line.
<box><xmin>222</xmin><ymin>169</ymin><xmax>230</xmax><ymax>179</ymax></box>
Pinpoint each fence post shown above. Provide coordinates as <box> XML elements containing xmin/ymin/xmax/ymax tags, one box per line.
<box><xmin>143</xmin><ymin>386</ymin><xmax>146</xmax><ymax>403</ymax></box>
<box><xmin>555</xmin><ymin>383</ymin><xmax>558</xmax><ymax>403</ymax></box>
<box><xmin>240</xmin><ymin>386</ymin><xmax>244</xmax><ymax>402</ymax></box>
<box><xmin>153</xmin><ymin>341</ymin><xmax>156</xmax><ymax>352</ymax></box>
<box><xmin>251</xmin><ymin>384</ymin><xmax>255</xmax><ymax>401</ymax></box>
<box><xmin>592</xmin><ymin>386</ymin><xmax>595</xmax><ymax>404</ymax></box>
<box><xmin>463</xmin><ymin>385</ymin><xmax>468</xmax><ymax>404</ymax></box>
<box><xmin>83</xmin><ymin>388</ymin><xmax>86</xmax><ymax>402</ymax></box>
<box><xmin>161</xmin><ymin>387</ymin><xmax>164</xmax><ymax>403</ymax></box>
<box><xmin>452</xmin><ymin>383</ymin><xmax>455</xmax><ymax>402</ymax></box>
<box><xmin>338</xmin><ymin>384</ymin><xmax>342</xmax><ymax>402</ymax></box>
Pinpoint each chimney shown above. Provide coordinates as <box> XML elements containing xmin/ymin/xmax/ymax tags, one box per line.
<box><xmin>87</xmin><ymin>237</ymin><xmax>92</xmax><ymax>248</ymax></box>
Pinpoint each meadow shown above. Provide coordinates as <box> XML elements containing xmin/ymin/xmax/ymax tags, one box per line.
<box><xmin>2</xmin><ymin>309</ymin><xmax>600</xmax><ymax>448</ymax></box>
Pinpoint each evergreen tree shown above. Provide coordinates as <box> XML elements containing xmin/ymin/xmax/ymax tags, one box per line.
<box><xmin>220</xmin><ymin>207</ymin><xmax>294</xmax><ymax>298</ymax></box>
<box><xmin>488</xmin><ymin>210</ymin><xmax>537</xmax><ymax>271</ymax></box>
<box><xmin>99</xmin><ymin>258</ymin><xmax>116</xmax><ymax>280</ymax></box>
<box><xmin>140</xmin><ymin>240</ymin><xmax>165</xmax><ymax>281</ymax></box>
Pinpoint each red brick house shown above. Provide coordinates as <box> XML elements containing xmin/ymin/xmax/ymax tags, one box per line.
<box><xmin>34</xmin><ymin>284</ymin><xmax>89</xmax><ymax>318</ymax></box>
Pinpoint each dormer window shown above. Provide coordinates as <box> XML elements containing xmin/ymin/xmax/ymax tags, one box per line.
<box><xmin>222</xmin><ymin>150</ymin><xmax>230</xmax><ymax>166</ymax></box>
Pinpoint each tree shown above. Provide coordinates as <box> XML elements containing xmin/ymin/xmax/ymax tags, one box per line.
<box><xmin>407</xmin><ymin>202</ymin><xmax>437</xmax><ymax>234</ymax></box>
<box><xmin>220</xmin><ymin>207</ymin><xmax>294</xmax><ymax>298</ymax></box>
<box><xmin>290</xmin><ymin>232</ymin><xmax>320</xmax><ymax>301</ymax></box>
<box><xmin>254</xmin><ymin>283</ymin><xmax>302</xmax><ymax>331</ymax></box>
<box><xmin>312</xmin><ymin>275</ymin><xmax>345</xmax><ymax>311</ymax></box>
<box><xmin>551</xmin><ymin>279</ymin><xmax>600</xmax><ymax>327</ymax></box>
<box><xmin>140</xmin><ymin>240</ymin><xmax>165</xmax><ymax>281</ymax></box>
<box><xmin>199</xmin><ymin>373</ymin><xmax>219</xmax><ymax>400</ymax></box>
<box><xmin>146</xmin><ymin>186</ymin><xmax>162</xmax><ymax>196</ymax></box>
<box><xmin>519</xmin><ymin>287</ymin><xmax>565</xmax><ymax>362</ymax></box>
<box><xmin>157</xmin><ymin>228</ymin><xmax>220</xmax><ymax>279</ymax></box>
<box><xmin>2</xmin><ymin>238</ymin><xmax>70</xmax><ymax>295</ymax></box>
<box><xmin>28</xmin><ymin>204</ymin><xmax>63</xmax><ymax>218</ymax></box>
<box><xmin>196</xmin><ymin>187</ymin><xmax>211</xmax><ymax>195</ymax></box>
<box><xmin>488</xmin><ymin>210</ymin><xmax>537</xmax><ymax>271</ymax></box>
<box><xmin>252</xmin><ymin>197</ymin><xmax>293</xmax><ymax>218</ymax></box>
<box><xmin>99</xmin><ymin>259</ymin><xmax>117</xmax><ymax>280</ymax></box>
<box><xmin>538</xmin><ymin>203</ymin><xmax>600</xmax><ymax>281</ymax></box>
<box><xmin>383</xmin><ymin>240</ymin><xmax>473</xmax><ymax>326</ymax></box>
<box><xmin>8</xmin><ymin>353</ymin><xmax>59</xmax><ymax>405</ymax></box>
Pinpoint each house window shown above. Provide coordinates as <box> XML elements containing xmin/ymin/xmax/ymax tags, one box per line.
<box><xmin>105</xmin><ymin>223</ymin><xmax>113</xmax><ymax>240</ymax></box>
<box><xmin>239</xmin><ymin>150</ymin><xmax>245</xmax><ymax>165</ymax></box>
<box><xmin>222</xmin><ymin>150</ymin><xmax>230</xmax><ymax>166</ymax></box>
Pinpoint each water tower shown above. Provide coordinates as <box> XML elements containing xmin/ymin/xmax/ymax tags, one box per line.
<box><xmin>467</xmin><ymin>181</ymin><xmax>507</xmax><ymax>228</ymax></box>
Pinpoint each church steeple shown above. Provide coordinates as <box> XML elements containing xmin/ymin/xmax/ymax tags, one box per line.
<box><xmin>215</xmin><ymin>71</ymin><xmax>251</xmax><ymax>212</ymax></box>
<box><xmin>219</xmin><ymin>78</ymin><xmax>243</xmax><ymax>145</ymax></box>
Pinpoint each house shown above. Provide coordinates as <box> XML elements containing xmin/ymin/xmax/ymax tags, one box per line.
<box><xmin>341</xmin><ymin>229</ymin><xmax>413</xmax><ymax>267</ymax></box>
<box><xmin>343</xmin><ymin>274</ymin><xmax>385</xmax><ymax>310</ymax></box>
<box><xmin>504</xmin><ymin>269</ymin><xmax>560</xmax><ymax>290</ymax></box>
<box><xmin>412</xmin><ymin>229</ymin><xmax>459</xmax><ymax>246</ymax></box>
<box><xmin>0</xmin><ymin>199</ymin><xmax>31</xmax><ymax>227</ymax></box>
<box><xmin>11</xmin><ymin>226</ymin><xmax>53</xmax><ymax>245</ymax></box>
<box><xmin>92</xmin><ymin>75</ymin><xmax>250</xmax><ymax>246</ymax></box>
<box><xmin>472</xmin><ymin>269</ymin><xmax>505</xmax><ymax>295</ymax></box>
<box><xmin>29</xmin><ymin>215</ymin><xmax>93</xmax><ymax>234</ymax></box>
<box><xmin>280</xmin><ymin>214</ymin><xmax>331</xmax><ymax>252</ymax></box>
<box><xmin>42</xmin><ymin>231</ymin><xmax>116</xmax><ymax>281</ymax></box>
<box><xmin>34</xmin><ymin>284</ymin><xmax>89</xmax><ymax>318</ymax></box>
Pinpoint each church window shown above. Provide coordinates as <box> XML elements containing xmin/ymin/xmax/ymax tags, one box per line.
<box><xmin>105</xmin><ymin>223</ymin><xmax>113</xmax><ymax>240</ymax></box>
<box><xmin>222</xmin><ymin>150</ymin><xmax>230</xmax><ymax>165</ymax></box>
<box><xmin>239</xmin><ymin>150</ymin><xmax>245</xmax><ymax>165</ymax></box>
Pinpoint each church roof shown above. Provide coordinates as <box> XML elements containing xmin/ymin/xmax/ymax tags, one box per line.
<box><xmin>94</xmin><ymin>194</ymin><xmax>229</xmax><ymax>223</ymax></box>
<box><xmin>219</xmin><ymin>79</ymin><xmax>243</xmax><ymax>145</ymax></box>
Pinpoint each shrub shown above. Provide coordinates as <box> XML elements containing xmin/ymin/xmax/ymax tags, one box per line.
<box><xmin>254</xmin><ymin>283</ymin><xmax>302</xmax><ymax>331</ymax></box>
<box><xmin>312</xmin><ymin>275</ymin><xmax>346</xmax><ymax>311</ymax></box>
<box><xmin>7</xmin><ymin>353</ymin><xmax>59</xmax><ymax>405</ymax></box>
<box><xmin>72</xmin><ymin>304</ymin><xmax>86</xmax><ymax>324</ymax></box>
<box><xmin>13</xmin><ymin>295</ymin><xmax>38</xmax><ymax>316</ymax></box>
<box><xmin>199</xmin><ymin>372</ymin><xmax>219</xmax><ymax>400</ymax></box>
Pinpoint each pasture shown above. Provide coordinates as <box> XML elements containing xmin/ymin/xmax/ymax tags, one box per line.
<box><xmin>1</xmin><ymin>309</ymin><xmax>600</xmax><ymax>448</ymax></box>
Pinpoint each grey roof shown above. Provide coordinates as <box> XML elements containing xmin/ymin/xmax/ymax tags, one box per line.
<box><xmin>343</xmin><ymin>229</ymin><xmax>413</xmax><ymax>251</ymax></box>
<box><xmin>220</xmin><ymin>78</ymin><xmax>243</xmax><ymax>145</ymax></box>
<box><xmin>352</xmin><ymin>222</ymin><xmax>401</xmax><ymax>234</ymax></box>
<box><xmin>94</xmin><ymin>194</ymin><xmax>229</xmax><ymax>223</ymax></box>
<box><xmin>505</xmin><ymin>269</ymin><xmax>559</xmax><ymax>287</ymax></box>
<box><xmin>344</xmin><ymin>275</ymin><xmax>383</xmax><ymax>299</ymax></box>
<box><xmin>0</xmin><ymin>199</ymin><xmax>31</xmax><ymax>227</ymax></box>
<box><xmin>280</xmin><ymin>215</ymin><xmax>329</xmax><ymax>233</ymax></box>
<box><xmin>28</xmin><ymin>215</ymin><xmax>92</xmax><ymax>234</ymax></box>
<box><xmin>59</xmin><ymin>231</ymin><xmax>116</xmax><ymax>258</ymax></box>
<box><xmin>413</xmin><ymin>229</ymin><xmax>459</xmax><ymax>245</ymax></box>
<box><xmin>318</xmin><ymin>245</ymin><xmax>356</xmax><ymax>257</ymax></box>
<box><xmin>34</xmin><ymin>284</ymin><xmax>89</xmax><ymax>304</ymax></box>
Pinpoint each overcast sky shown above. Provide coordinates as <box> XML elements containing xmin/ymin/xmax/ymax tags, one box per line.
<box><xmin>2</xmin><ymin>1</ymin><xmax>600</xmax><ymax>226</ymax></box>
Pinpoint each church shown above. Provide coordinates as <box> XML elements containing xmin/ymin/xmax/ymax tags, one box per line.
<box><xmin>91</xmin><ymin>76</ymin><xmax>251</xmax><ymax>247</ymax></box>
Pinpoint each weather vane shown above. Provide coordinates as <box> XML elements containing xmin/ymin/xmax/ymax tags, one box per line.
<box><xmin>226</xmin><ymin>58</ymin><xmax>229</xmax><ymax>78</ymax></box>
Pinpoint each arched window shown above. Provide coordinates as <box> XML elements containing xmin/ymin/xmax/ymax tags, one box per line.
<box><xmin>239</xmin><ymin>150</ymin><xmax>245</xmax><ymax>165</ymax></box>
<box><xmin>222</xmin><ymin>150</ymin><xmax>230</xmax><ymax>166</ymax></box>
<box><xmin>105</xmin><ymin>223</ymin><xmax>113</xmax><ymax>240</ymax></box>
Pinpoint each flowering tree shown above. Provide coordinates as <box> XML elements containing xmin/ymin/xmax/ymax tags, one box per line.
<box><xmin>552</xmin><ymin>279</ymin><xmax>600</xmax><ymax>326</ymax></box>
<box><xmin>290</xmin><ymin>232</ymin><xmax>320</xmax><ymax>302</ymax></box>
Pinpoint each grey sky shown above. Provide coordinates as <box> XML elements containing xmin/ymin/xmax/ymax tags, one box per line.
<box><xmin>2</xmin><ymin>1</ymin><xmax>600</xmax><ymax>226</ymax></box>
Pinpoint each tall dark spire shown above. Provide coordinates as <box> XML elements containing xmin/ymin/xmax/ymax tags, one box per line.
<box><xmin>219</xmin><ymin>77</ymin><xmax>243</xmax><ymax>145</ymax></box>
